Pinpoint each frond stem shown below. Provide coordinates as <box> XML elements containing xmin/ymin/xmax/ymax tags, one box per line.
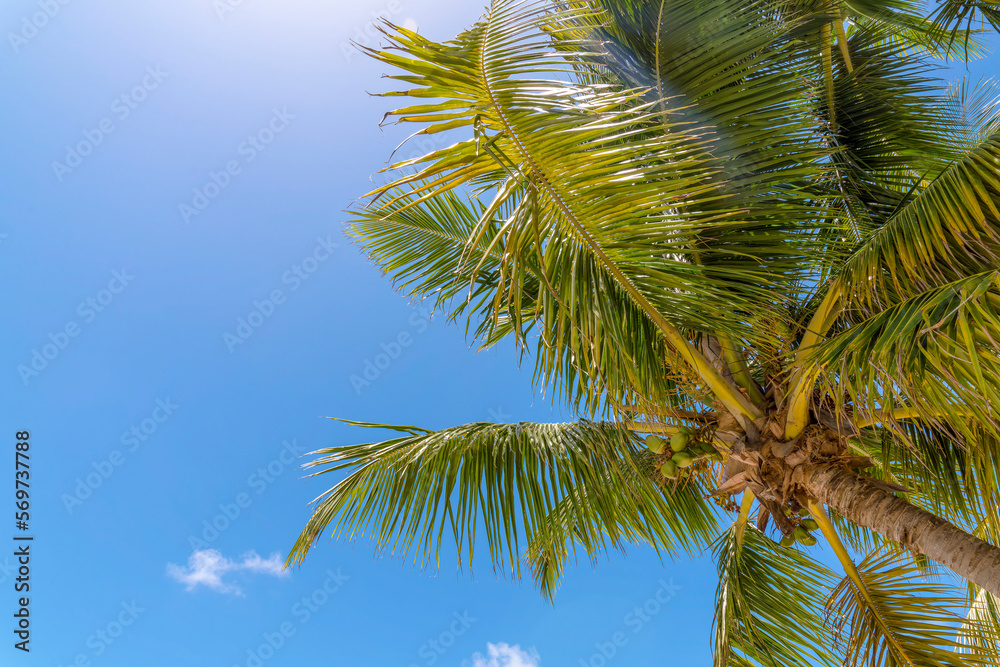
<box><xmin>807</xmin><ymin>501</ymin><xmax>915</xmax><ymax>666</ymax></box>
<box><xmin>785</xmin><ymin>284</ymin><xmax>842</xmax><ymax>439</ymax></box>
<box><xmin>718</xmin><ymin>333</ymin><xmax>766</xmax><ymax>405</ymax></box>
<box><xmin>834</xmin><ymin>16</ymin><xmax>854</xmax><ymax>73</ymax></box>
<box><xmin>735</xmin><ymin>491</ymin><xmax>755</xmax><ymax>545</ymax></box>
<box><xmin>476</xmin><ymin>4</ymin><xmax>761</xmax><ymax>423</ymax></box>
<box><xmin>855</xmin><ymin>405</ymin><xmax>975</xmax><ymax>429</ymax></box>
<box><xmin>822</xmin><ymin>22</ymin><xmax>837</xmax><ymax>131</ymax></box>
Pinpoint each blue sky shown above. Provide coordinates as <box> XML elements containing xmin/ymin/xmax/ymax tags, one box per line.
<box><xmin>0</xmin><ymin>1</ymin><xmax>997</xmax><ymax>665</ymax></box>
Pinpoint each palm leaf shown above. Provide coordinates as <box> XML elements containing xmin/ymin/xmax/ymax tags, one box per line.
<box><xmin>713</xmin><ymin>524</ymin><xmax>838</xmax><ymax>667</ymax></box>
<box><xmin>838</xmin><ymin>135</ymin><xmax>1000</xmax><ymax>305</ymax></box>
<box><xmin>286</xmin><ymin>419</ymin><xmax>718</xmax><ymax>586</ymax></box>
<box><xmin>826</xmin><ymin>550</ymin><xmax>1000</xmax><ymax>666</ymax></box>
<box><xmin>816</xmin><ymin>271</ymin><xmax>1000</xmax><ymax>441</ymax></box>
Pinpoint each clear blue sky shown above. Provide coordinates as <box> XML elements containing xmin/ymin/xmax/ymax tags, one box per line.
<box><xmin>0</xmin><ymin>1</ymin><xmax>996</xmax><ymax>665</ymax></box>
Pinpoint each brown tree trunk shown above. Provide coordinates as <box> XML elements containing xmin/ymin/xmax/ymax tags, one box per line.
<box><xmin>801</xmin><ymin>463</ymin><xmax>1000</xmax><ymax>597</ymax></box>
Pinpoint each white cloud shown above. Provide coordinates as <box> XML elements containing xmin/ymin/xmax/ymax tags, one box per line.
<box><xmin>469</xmin><ymin>643</ymin><xmax>541</xmax><ymax>667</ymax></box>
<box><xmin>166</xmin><ymin>549</ymin><xmax>289</xmax><ymax>595</ymax></box>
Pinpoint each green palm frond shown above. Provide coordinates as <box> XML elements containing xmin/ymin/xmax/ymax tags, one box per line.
<box><xmin>826</xmin><ymin>550</ymin><xmax>1000</xmax><ymax>666</ymax></box>
<box><xmin>817</xmin><ymin>271</ymin><xmax>1000</xmax><ymax>441</ymax></box>
<box><xmin>353</xmin><ymin>0</ymin><xmax>839</xmax><ymax>414</ymax></box>
<box><xmin>838</xmin><ymin>135</ymin><xmax>1000</xmax><ymax>305</ymax></box>
<box><xmin>938</xmin><ymin>77</ymin><xmax>1000</xmax><ymax>154</ymax></box>
<box><xmin>844</xmin><ymin>0</ymin><xmax>995</xmax><ymax>59</ymax></box>
<box><xmin>830</xmin><ymin>26</ymin><xmax>951</xmax><ymax>232</ymax></box>
<box><xmin>713</xmin><ymin>524</ymin><xmax>838</xmax><ymax>667</ymax></box>
<box><xmin>287</xmin><ymin>419</ymin><xmax>719</xmax><ymax>585</ymax></box>
<box><xmin>348</xmin><ymin>188</ymin><xmax>516</xmax><ymax>337</ymax></box>
<box><xmin>349</xmin><ymin>180</ymin><xmax>708</xmax><ymax>415</ymax></box>
<box><xmin>926</xmin><ymin>0</ymin><xmax>1000</xmax><ymax>46</ymax></box>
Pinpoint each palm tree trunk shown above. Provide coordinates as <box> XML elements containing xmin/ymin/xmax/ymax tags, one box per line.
<box><xmin>801</xmin><ymin>463</ymin><xmax>1000</xmax><ymax>597</ymax></box>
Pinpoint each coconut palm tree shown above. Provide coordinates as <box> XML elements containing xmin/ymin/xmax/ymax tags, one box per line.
<box><xmin>289</xmin><ymin>0</ymin><xmax>1000</xmax><ymax>663</ymax></box>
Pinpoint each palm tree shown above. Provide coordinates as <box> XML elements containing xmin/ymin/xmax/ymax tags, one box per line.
<box><xmin>289</xmin><ymin>0</ymin><xmax>1000</xmax><ymax>663</ymax></box>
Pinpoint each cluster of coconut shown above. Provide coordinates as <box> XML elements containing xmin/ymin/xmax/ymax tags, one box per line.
<box><xmin>646</xmin><ymin>428</ymin><xmax>723</xmax><ymax>481</ymax></box>
<box><xmin>781</xmin><ymin>509</ymin><xmax>819</xmax><ymax>547</ymax></box>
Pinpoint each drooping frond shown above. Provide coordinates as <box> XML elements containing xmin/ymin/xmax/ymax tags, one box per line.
<box><xmin>287</xmin><ymin>419</ymin><xmax>719</xmax><ymax>586</ymax></box>
<box><xmin>937</xmin><ymin>77</ymin><xmax>1000</xmax><ymax>154</ymax></box>
<box><xmin>962</xmin><ymin>587</ymin><xmax>1000</xmax><ymax>658</ymax></box>
<box><xmin>826</xmin><ymin>550</ymin><xmax>1000</xmax><ymax>666</ymax></box>
<box><xmin>353</xmin><ymin>0</ymin><xmax>842</xmax><ymax>415</ymax></box>
<box><xmin>926</xmin><ymin>0</ymin><xmax>1000</xmax><ymax>46</ymax></box>
<box><xmin>713</xmin><ymin>524</ymin><xmax>838</xmax><ymax>667</ymax></box>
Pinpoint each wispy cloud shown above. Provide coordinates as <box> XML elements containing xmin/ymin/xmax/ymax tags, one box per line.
<box><xmin>166</xmin><ymin>549</ymin><xmax>288</xmax><ymax>595</ymax></box>
<box><xmin>469</xmin><ymin>643</ymin><xmax>541</xmax><ymax>667</ymax></box>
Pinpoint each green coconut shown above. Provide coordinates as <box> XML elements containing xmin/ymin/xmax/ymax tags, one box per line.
<box><xmin>801</xmin><ymin>518</ymin><xmax>819</xmax><ymax>531</ymax></box>
<box><xmin>660</xmin><ymin>461</ymin><xmax>679</xmax><ymax>479</ymax></box>
<box><xmin>793</xmin><ymin>526</ymin><xmax>809</xmax><ymax>541</ymax></box>
<box><xmin>799</xmin><ymin>534</ymin><xmax>817</xmax><ymax>547</ymax></box>
<box><xmin>670</xmin><ymin>431</ymin><xmax>690</xmax><ymax>452</ymax></box>
<box><xmin>646</xmin><ymin>434</ymin><xmax>667</xmax><ymax>454</ymax></box>
<box><xmin>672</xmin><ymin>451</ymin><xmax>694</xmax><ymax>468</ymax></box>
<box><xmin>780</xmin><ymin>535</ymin><xmax>795</xmax><ymax>547</ymax></box>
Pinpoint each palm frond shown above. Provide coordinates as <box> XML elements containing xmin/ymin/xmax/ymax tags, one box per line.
<box><xmin>356</xmin><ymin>0</ymin><xmax>849</xmax><ymax>414</ymax></box>
<box><xmin>713</xmin><ymin>524</ymin><xmax>838</xmax><ymax>667</ymax></box>
<box><xmin>839</xmin><ymin>135</ymin><xmax>1000</xmax><ymax>305</ymax></box>
<box><xmin>937</xmin><ymin>77</ymin><xmax>1000</xmax><ymax>154</ymax></box>
<box><xmin>287</xmin><ymin>419</ymin><xmax>719</xmax><ymax>587</ymax></box>
<box><xmin>961</xmin><ymin>587</ymin><xmax>1000</xmax><ymax>658</ymax></box>
<box><xmin>826</xmin><ymin>550</ymin><xmax>1000</xmax><ymax>666</ymax></box>
<box><xmin>817</xmin><ymin>271</ymin><xmax>1000</xmax><ymax>441</ymax></box>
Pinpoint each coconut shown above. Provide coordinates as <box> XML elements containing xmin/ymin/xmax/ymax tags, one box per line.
<box><xmin>646</xmin><ymin>435</ymin><xmax>667</xmax><ymax>454</ymax></box>
<box><xmin>660</xmin><ymin>461</ymin><xmax>679</xmax><ymax>479</ymax></box>
<box><xmin>780</xmin><ymin>535</ymin><xmax>795</xmax><ymax>547</ymax></box>
<box><xmin>799</xmin><ymin>534</ymin><xmax>817</xmax><ymax>547</ymax></box>
<box><xmin>670</xmin><ymin>432</ymin><xmax>690</xmax><ymax>452</ymax></box>
<box><xmin>672</xmin><ymin>452</ymin><xmax>694</xmax><ymax>468</ymax></box>
<box><xmin>801</xmin><ymin>518</ymin><xmax>819</xmax><ymax>531</ymax></box>
<box><xmin>793</xmin><ymin>526</ymin><xmax>809</xmax><ymax>541</ymax></box>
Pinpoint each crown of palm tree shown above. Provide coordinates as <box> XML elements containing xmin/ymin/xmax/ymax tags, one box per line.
<box><xmin>287</xmin><ymin>1</ymin><xmax>1000</xmax><ymax>663</ymax></box>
